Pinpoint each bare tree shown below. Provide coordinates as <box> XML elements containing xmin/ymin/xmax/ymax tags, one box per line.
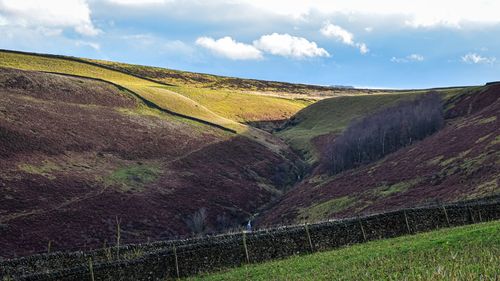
<box><xmin>184</xmin><ymin>208</ymin><xmax>208</xmax><ymax>235</ymax></box>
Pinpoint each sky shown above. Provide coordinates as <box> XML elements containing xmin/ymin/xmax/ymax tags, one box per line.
<box><xmin>0</xmin><ymin>0</ymin><xmax>499</xmax><ymax>89</ymax></box>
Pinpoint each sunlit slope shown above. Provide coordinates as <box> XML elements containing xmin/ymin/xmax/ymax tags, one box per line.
<box><xmin>82</xmin><ymin>57</ymin><xmax>354</xmax><ymax>94</ymax></box>
<box><xmin>0</xmin><ymin>51</ymin><xmax>243</xmax><ymax>132</ymax></box>
<box><xmin>160</xmin><ymin>85</ymin><xmax>310</xmax><ymax>123</ymax></box>
<box><xmin>81</xmin><ymin>58</ymin><xmax>315</xmax><ymax>124</ymax></box>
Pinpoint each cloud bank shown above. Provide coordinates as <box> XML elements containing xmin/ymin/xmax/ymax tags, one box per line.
<box><xmin>0</xmin><ymin>0</ymin><xmax>100</xmax><ymax>36</ymax></box>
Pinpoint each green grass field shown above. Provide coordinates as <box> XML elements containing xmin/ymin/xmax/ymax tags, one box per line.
<box><xmin>190</xmin><ymin>220</ymin><xmax>500</xmax><ymax>280</ymax></box>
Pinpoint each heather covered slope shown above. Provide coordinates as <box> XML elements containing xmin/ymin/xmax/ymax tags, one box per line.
<box><xmin>260</xmin><ymin>85</ymin><xmax>499</xmax><ymax>225</ymax></box>
<box><xmin>0</xmin><ymin>68</ymin><xmax>302</xmax><ymax>258</ymax></box>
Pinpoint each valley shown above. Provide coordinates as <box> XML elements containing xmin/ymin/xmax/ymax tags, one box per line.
<box><xmin>0</xmin><ymin>49</ymin><xmax>498</xmax><ymax>261</ymax></box>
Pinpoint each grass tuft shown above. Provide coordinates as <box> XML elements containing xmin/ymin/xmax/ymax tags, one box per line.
<box><xmin>106</xmin><ymin>164</ymin><xmax>161</xmax><ymax>192</ymax></box>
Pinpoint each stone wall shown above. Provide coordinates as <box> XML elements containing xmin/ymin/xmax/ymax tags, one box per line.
<box><xmin>2</xmin><ymin>197</ymin><xmax>500</xmax><ymax>281</ymax></box>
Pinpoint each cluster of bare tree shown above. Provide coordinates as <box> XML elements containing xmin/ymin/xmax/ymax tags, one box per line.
<box><xmin>184</xmin><ymin>208</ymin><xmax>244</xmax><ymax>236</ymax></box>
<box><xmin>325</xmin><ymin>92</ymin><xmax>444</xmax><ymax>174</ymax></box>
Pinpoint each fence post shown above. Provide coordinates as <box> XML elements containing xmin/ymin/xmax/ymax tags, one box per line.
<box><xmin>478</xmin><ymin>210</ymin><xmax>483</xmax><ymax>222</ymax></box>
<box><xmin>47</xmin><ymin>241</ymin><xmax>52</xmax><ymax>254</ymax></box>
<box><xmin>304</xmin><ymin>223</ymin><xmax>314</xmax><ymax>252</ymax></box>
<box><xmin>242</xmin><ymin>231</ymin><xmax>250</xmax><ymax>263</ymax></box>
<box><xmin>442</xmin><ymin>205</ymin><xmax>450</xmax><ymax>227</ymax></box>
<box><xmin>358</xmin><ymin>217</ymin><xmax>366</xmax><ymax>241</ymax></box>
<box><xmin>173</xmin><ymin>245</ymin><xmax>180</xmax><ymax>279</ymax></box>
<box><xmin>88</xmin><ymin>258</ymin><xmax>95</xmax><ymax>281</ymax></box>
<box><xmin>468</xmin><ymin>207</ymin><xmax>475</xmax><ymax>224</ymax></box>
<box><xmin>403</xmin><ymin>210</ymin><xmax>411</xmax><ymax>234</ymax></box>
<box><xmin>116</xmin><ymin>216</ymin><xmax>121</xmax><ymax>260</ymax></box>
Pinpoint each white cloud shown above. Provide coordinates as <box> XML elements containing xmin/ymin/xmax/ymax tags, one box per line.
<box><xmin>253</xmin><ymin>33</ymin><xmax>330</xmax><ymax>59</ymax></box>
<box><xmin>364</xmin><ymin>27</ymin><xmax>373</xmax><ymax>32</ymax></box>
<box><xmin>320</xmin><ymin>22</ymin><xmax>368</xmax><ymax>54</ymax></box>
<box><xmin>75</xmin><ymin>40</ymin><xmax>100</xmax><ymax>50</ymax></box>
<box><xmin>461</xmin><ymin>53</ymin><xmax>496</xmax><ymax>64</ymax></box>
<box><xmin>391</xmin><ymin>54</ymin><xmax>425</xmax><ymax>63</ymax></box>
<box><xmin>197</xmin><ymin>33</ymin><xmax>329</xmax><ymax>60</ymax></box>
<box><xmin>357</xmin><ymin>43</ymin><xmax>369</xmax><ymax>54</ymax></box>
<box><xmin>320</xmin><ymin>23</ymin><xmax>353</xmax><ymax>45</ymax></box>
<box><xmin>196</xmin><ymin>36</ymin><xmax>262</xmax><ymax>60</ymax></box>
<box><xmin>107</xmin><ymin>0</ymin><xmax>169</xmax><ymax>5</ymax></box>
<box><xmin>408</xmin><ymin>54</ymin><xmax>424</xmax><ymax>61</ymax></box>
<box><xmin>0</xmin><ymin>0</ymin><xmax>100</xmax><ymax>36</ymax></box>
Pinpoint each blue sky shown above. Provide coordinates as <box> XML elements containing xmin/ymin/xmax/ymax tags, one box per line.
<box><xmin>0</xmin><ymin>0</ymin><xmax>499</xmax><ymax>89</ymax></box>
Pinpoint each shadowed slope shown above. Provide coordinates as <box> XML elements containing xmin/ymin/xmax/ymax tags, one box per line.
<box><xmin>0</xmin><ymin>68</ymin><xmax>302</xmax><ymax>258</ymax></box>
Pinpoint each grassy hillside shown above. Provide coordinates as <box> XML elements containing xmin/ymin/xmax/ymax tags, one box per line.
<box><xmin>0</xmin><ymin>68</ymin><xmax>302</xmax><ymax>257</ymax></box>
<box><xmin>82</xmin><ymin>57</ymin><xmax>383</xmax><ymax>96</ymax></box>
<box><xmin>192</xmin><ymin>220</ymin><xmax>500</xmax><ymax>280</ymax></box>
<box><xmin>159</xmin><ymin>85</ymin><xmax>311</xmax><ymax>124</ymax></box>
<box><xmin>261</xmin><ymin>85</ymin><xmax>499</xmax><ymax>225</ymax></box>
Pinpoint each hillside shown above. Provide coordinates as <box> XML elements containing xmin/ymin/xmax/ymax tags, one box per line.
<box><xmin>193</xmin><ymin>220</ymin><xmax>500</xmax><ymax>280</ymax></box>
<box><xmin>0</xmin><ymin>67</ymin><xmax>302</xmax><ymax>258</ymax></box>
<box><xmin>260</xmin><ymin>85</ymin><xmax>499</xmax><ymax>225</ymax></box>
<box><xmin>276</xmin><ymin>88</ymin><xmax>465</xmax><ymax>163</ymax></box>
<box><xmin>0</xmin><ymin>50</ymin><xmax>243</xmax><ymax>131</ymax></box>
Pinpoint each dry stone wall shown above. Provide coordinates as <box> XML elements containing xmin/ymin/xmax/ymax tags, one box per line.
<box><xmin>2</xmin><ymin>197</ymin><xmax>500</xmax><ymax>281</ymax></box>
